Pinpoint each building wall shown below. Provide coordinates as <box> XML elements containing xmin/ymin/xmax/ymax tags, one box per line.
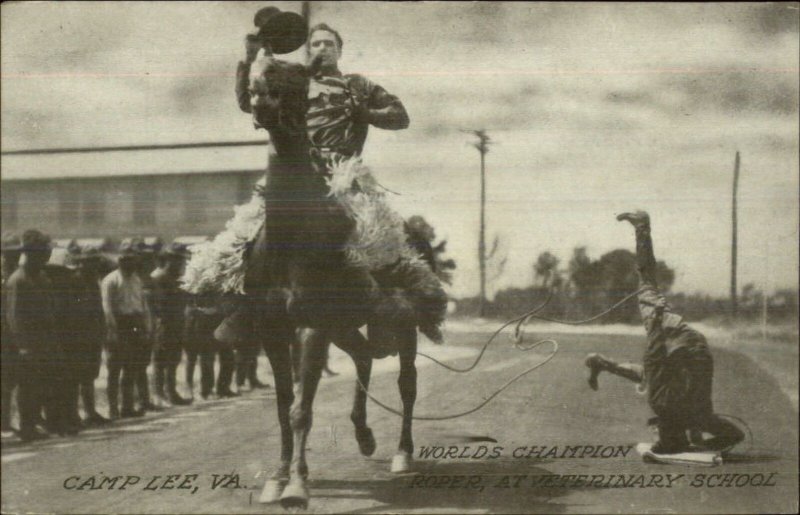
<box><xmin>1</xmin><ymin>171</ymin><xmax>262</xmax><ymax>243</ymax></box>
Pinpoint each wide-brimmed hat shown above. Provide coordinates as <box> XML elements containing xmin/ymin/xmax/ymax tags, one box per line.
<box><xmin>143</xmin><ymin>236</ymin><xmax>164</xmax><ymax>254</ymax></box>
<box><xmin>74</xmin><ymin>247</ymin><xmax>104</xmax><ymax>263</ymax></box>
<box><xmin>1</xmin><ymin>232</ymin><xmax>21</xmax><ymax>252</ymax></box>
<box><xmin>117</xmin><ymin>240</ymin><xmax>140</xmax><ymax>262</ymax></box>
<box><xmin>161</xmin><ymin>241</ymin><xmax>190</xmax><ymax>258</ymax></box>
<box><xmin>252</xmin><ymin>6</ymin><xmax>307</xmax><ymax>55</ymax></box>
<box><xmin>20</xmin><ymin>229</ymin><xmax>52</xmax><ymax>252</ymax></box>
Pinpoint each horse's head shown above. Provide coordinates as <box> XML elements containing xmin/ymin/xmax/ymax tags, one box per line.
<box><xmin>249</xmin><ymin>55</ymin><xmax>324</xmax><ymax>137</ymax></box>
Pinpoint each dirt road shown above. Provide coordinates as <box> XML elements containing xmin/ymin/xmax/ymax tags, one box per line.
<box><xmin>2</xmin><ymin>330</ymin><xmax>797</xmax><ymax>513</ymax></box>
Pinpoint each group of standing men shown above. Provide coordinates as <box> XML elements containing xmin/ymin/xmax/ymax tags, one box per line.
<box><xmin>1</xmin><ymin>231</ymin><xmax>270</xmax><ymax>443</ymax></box>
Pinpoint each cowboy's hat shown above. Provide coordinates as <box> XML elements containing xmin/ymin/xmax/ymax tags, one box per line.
<box><xmin>20</xmin><ymin>229</ymin><xmax>52</xmax><ymax>252</ymax></box>
<box><xmin>117</xmin><ymin>240</ymin><xmax>140</xmax><ymax>262</ymax></box>
<box><xmin>74</xmin><ymin>247</ymin><xmax>104</xmax><ymax>263</ymax></box>
<box><xmin>252</xmin><ymin>6</ymin><xmax>307</xmax><ymax>55</ymax></box>
<box><xmin>161</xmin><ymin>241</ymin><xmax>190</xmax><ymax>258</ymax></box>
<box><xmin>1</xmin><ymin>232</ymin><xmax>21</xmax><ymax>252</ymax></box>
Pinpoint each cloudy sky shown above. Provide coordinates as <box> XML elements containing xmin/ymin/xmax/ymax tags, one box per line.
<box><xmin>2</xmin><ymin>2</ymin><xmax>798</xmax><ymax>298</ymax></box>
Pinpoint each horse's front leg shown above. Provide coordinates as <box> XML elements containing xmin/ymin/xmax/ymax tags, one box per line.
<box><xmin>258</xmin><ymin>322</ymin><xmax>296</xmax><ymax>503</ymax></box>
<box><xmin>333</xmin><ymin>329</ymin><xmax>376</xmax><ymax>456</ymax></box>
<box><xmin>290</xmin><ymin>334</ymin><xmax>302</xmax><ymax>385</ymax></box>
<box><xmin>280</xmin><ymin>327</ymin><xmax>328</xmax><ymax>509</ymax></box>
<box><xmin>393</xmin><ymin>325</ymin><xmax>418</xmax><ymax>473</ymax></box>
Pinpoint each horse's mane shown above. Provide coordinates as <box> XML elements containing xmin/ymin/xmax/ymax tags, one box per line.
<box><xmin>250</xmin><ymin>57</ymin><xmax>312</xmax><ymax>135</ymax></box>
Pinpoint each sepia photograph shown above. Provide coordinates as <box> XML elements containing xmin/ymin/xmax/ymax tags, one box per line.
<box><xmin>1</xmin><ymin>2</ymin><xmax>798</xmax><ymax>513</ymax></box>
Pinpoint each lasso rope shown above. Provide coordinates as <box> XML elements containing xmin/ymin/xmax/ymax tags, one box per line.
<box><xmin>512</xmin><ymin>286</ymin><xmax>648</xmax><ymax>339</ymax></box>
<box><xmin>356</xmin><ymin>339</ymin><xmax>558</xmax><ymax>421</ymax></box>
<box><xmin>356</xmin><ymin>285</ymin><xmax>754</xmax><ymax>455</ymax></box>
<box><xmin>716</xmin><ymin>413</ymin><xmax>755</xmax><ymax>454</ymax></box>
<box><xmin>358</xmin><ymin>287</ymin><xmax>646</xmax><ymax>420</ymax></box>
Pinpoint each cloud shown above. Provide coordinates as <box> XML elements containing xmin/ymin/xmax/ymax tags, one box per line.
<box><xmin>0</xmin><ymin>107</ymin><xmax>57</xmax><ymax>144</ymax></box>
<box><xmin>662</xmin><ymin>70</ymin><xmax>799</xmax><ymax>116</ymax></box>
<box><xmin>601</xmin><ymin>69</ymin><xmax>799</xmax><ymax>123</ymax></box>
<box><xmin>746</xmin><ymin>3</ymin><xmax>800</xmax><ymax>37</ymax></box>
<box><xmin>1</xmin><ymin>2</ymin><xmax>798</xmax><ymax>297</ymax></box>
<box><xmin>168</xmin><ymin>77</ymin><xmax>229</xmax><ymax>116</ymax></box>
<box><xmin>1</xmin><ymin>2</ymin><xmax>136</xmax><ymax>73</ymax></box>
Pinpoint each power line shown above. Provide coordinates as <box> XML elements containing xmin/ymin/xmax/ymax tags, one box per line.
<box><xmin>1</xmin><ymin>139</ymin><xmax>269</xmax><ymax>156</ymax></box>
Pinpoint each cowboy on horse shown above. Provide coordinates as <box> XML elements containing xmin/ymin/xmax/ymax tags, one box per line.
<box><xmin>236</xmin><ymin>11</ymin><xmax>410</xmax><ymax>161</ymax></box>
<box><xmin>180</xmin><ymin>9</ymin><xmax>446</xmax><ymax>506</ymax></box>
<box><xmin>209</xmin><ymin>8</ymin><xmax>431</xmax><ymax>346</ymax></box>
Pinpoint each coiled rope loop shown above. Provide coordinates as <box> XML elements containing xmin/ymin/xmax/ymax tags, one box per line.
<box><xmin>358</xmin><ymin>287</ymin><xmax>647</xmax><ymax>421</ymax></box>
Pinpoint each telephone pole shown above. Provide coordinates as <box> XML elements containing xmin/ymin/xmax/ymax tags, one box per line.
<box><xmin>465</xmin><ymin>129</ymin><xmax>492</xmax><ymax>317</ymax></box>
<box><xmin>731</xmin><ymin>151</ymin><xmax>740</xmax><ymax>319</ymax></box>
<box><xmin>302</xmin><ymin>1</ymin><xmax>311</xmax><ymax>60</ymax></box>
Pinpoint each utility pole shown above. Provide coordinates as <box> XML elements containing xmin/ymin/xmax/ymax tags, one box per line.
<box><xmin>465</xmin><ymin>129</ymin><xmax>492</xmax><ymax>317</ymax></box>
<box><xmin>731</xmin><ymin>151</ymin><xmax>740</xmax><ymax>319</ymax></box>
<box><xmin>302</xmin><ymin>0</ymin><xmax>311</xmax><ymax>59</ymax></box>
<box><xmin>762</xmin><ymin>241</ymin><xmax>769</xmax><ymax>344</ymax></box>
<box><xmin>300</xmin><ymin>0</ymin><xmax>311</xmax><ymax>51</ymax></box>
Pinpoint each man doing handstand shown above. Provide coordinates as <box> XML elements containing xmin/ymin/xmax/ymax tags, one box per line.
<box><xmin>585</xmin><ymin>211</ymin><xmax>744</xmax><ymax>455</ymax></box>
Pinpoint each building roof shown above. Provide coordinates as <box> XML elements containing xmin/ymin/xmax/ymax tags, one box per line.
<box><xmin>1</xmin><ymin>142</ymin><xmax>269</xmax><ymax>181</ymax></box>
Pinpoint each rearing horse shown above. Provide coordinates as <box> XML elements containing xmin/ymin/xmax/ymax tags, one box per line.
<box><xmin>243</xmin><ymin>54</ymin><xmax>443</xmax><ymax>508</ymax></box>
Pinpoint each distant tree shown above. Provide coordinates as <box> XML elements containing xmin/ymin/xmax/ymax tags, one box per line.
<box><xmin>569</xmin><ymin>247</ymin><xmax>595</xmax><ymax>290</ymax></box>
<box><xmin>568</xmin><ymin>247</ymin><xmax>601</xmax><ymax>317</ymax></box>
<box><xmin>597</xmin><ymin>249</ymin><xmax>638</xmax><ymax>294</ymax></box>
<box><xmin>595</xmin><ymin>249</ymin><xmax>639</xmax><ymax>322</ymax></box>
<box><xmin>533</xmin><ymin>251</ymin><xmax>562</xmax><ymax>289</ymax></box>
<box><xmin>739</xmin><ymin>282</ymin><xmax>764</xmax><ymax>317</ymax></box>
<box><xmin>655</xmin><ymin>260</ymin><xmax>676</xmax><ymax>292</ymax></box>
<box><xmin>568</xmin><ymin>246</ymin><xmax>676</xmax><ymax>323</ymax></box>
<box><xmin>769</xmin><ymin>289</ymin><xmax>799</xmax><ymax>320</ymax></box>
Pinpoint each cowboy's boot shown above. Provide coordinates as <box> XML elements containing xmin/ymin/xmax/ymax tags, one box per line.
<box><xmin>617</xmin><ymin>210</ymin><xmax>660</xmax><ymax>288</ymax></box>
<box><xmin>616</xmin><ymin>210</ymin><xmax>650</xmax><ymax>228</ymax></box>
<box><xmin>167</xmin><ymin>368</ymin><xmax>192</xmax><ymax>406</ymax></box>
<box><xmin>652</xmin><ymin>418</ymin><xmax>691</xmax><ymax>454</ymax></box>
<box><xmin>584</xmin><ymin>353</ymin><xmax>643</xmax><ymax>390</ymax></box>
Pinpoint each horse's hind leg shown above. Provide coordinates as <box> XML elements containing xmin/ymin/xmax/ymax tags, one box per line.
<box><xmin>333</xmin><ymin>329</ymin><xmax>376</xmax><ymax>456</ymax></box>
<box><xmin>281</xmin><ymin>327</ymin><xmax>328</xmax><ymax>509</ymax></box>
<box><xmin>258</xmin><ymin>324</ymin><xmax>295</xmax><ymax>503</ymax></box>
<box><xmin>392</xmin><ymin>325</ymin><xmax>418</xmax><ymax>473</ymax></box>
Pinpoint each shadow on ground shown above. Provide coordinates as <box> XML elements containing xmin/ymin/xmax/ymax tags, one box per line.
<box><xmin>280</xmin><ymin>460</ymin><xmax>591</xmax><ymax>514</ymax></box>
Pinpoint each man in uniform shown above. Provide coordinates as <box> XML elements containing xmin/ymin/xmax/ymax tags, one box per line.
<box><xmin>129</xmin><ymin>238</ymin><xmax>163</xmax><ymax>413</ymax></box>
<box><xmin>235</xmin><ymin>342</ymin><xmax>269</xmax><ymax>392</ymax></box>
<box><xmin>44</xmin><ymin>244</ymin><xmax>84</xmax><ymax>436</ymax></box>
<box><xmin>585</xmin><ymin>211</ymin><xmax>745</xmax><ymax>454</ymax></box>
<box><xmin>150</xmin><ymin>243</ymin><xmax>192</xmax><ymax>407</ymax></box>
<box><xmin>4</xmin><ymin>230</ymin><xmax>57</xmax><ymax>441</ymax></box>
<box><xmin>185</xmin><ymin>293</ymin><xmax>238</xmax><ymax>399</ymax></box>
<box><xmin>101</xmin><ymin>242</ymin><xmax>153</xmax><ymax>418</ymax></box>
<box><xmin>71</xmin><ymin>247</ymin><xmax>111</xmax><ymax>425</ymax></box>
<box><xmin>1</xmin><ymin>233</ymin><xmax>22</xmax><ymax>437</ymax></box>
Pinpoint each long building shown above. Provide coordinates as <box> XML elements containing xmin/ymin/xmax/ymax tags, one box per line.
<box><xmin>1</xmin><ymin>142</ymin><xmax>268</xmax><ymax>243</ymax></box>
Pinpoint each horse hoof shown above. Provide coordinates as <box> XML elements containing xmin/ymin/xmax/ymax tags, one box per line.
<box><xmin>258</xmin><ymin>478</ymin><xmax>285</xmax><ymax>504</ymax></box>
<box><xmin>390</xmin><ymin>451</ymin><xmax>413</xmax><ymax>473</ymax></box>
<box><xmin>280</xmin><ymin>480</ymin><xmax>309</xmax><ymax>510</ymax></box>
<box><xmin>356</xmin><ymin>427</ymin><xmax>376</xmax><ymax>456</ymax></box>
